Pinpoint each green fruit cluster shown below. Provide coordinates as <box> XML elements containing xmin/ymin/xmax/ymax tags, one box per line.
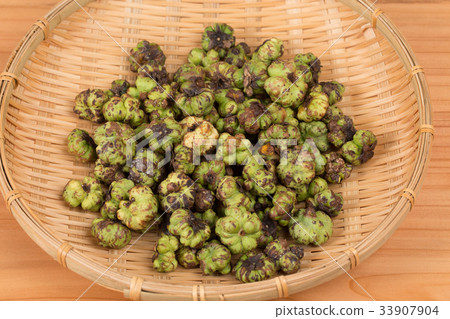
<box><xmin>63</xmin><ymin>23</ymin><xmax>377</xmax><ymax>283</ymax></box>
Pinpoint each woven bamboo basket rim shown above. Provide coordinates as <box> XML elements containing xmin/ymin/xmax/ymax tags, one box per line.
<box><xmin>0</xmin><ymin>0</ymin><xmax>433</xmax><ymax>301</ymax></box>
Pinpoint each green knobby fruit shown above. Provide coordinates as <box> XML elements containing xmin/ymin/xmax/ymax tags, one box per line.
<box><xmin>127</xmin><ymin>77</ymin><xmax>157</xmax><ymax>101</ymax></box>
<box><xmin>194</xmin><ymin>187</ymin><xmax>215</xmax><ymax>213</ymax></box>
<box><xmin>100</xmin><ymin>179</ymin><xmax>135</xmax><ymax>219</ymax></box>
<box><xmin>129</xmin><ymin>40</ymin><xmax>166</xmax><ymax>72</ymax></box>
<box><xmin>277</xmin><ymin>146</ymin><xmax>316</xmax><ymax>189</ymax></box>
<box><xmin>215</xmin><ymin>88</ymin><xmax>245</xmax><ymax>117</ymax></box>
<box><xmin>323</xmin><ymin>152</ymin><xmax>352</xmax><ymax>184</ymax></box>
<box><xmin>67</xmin><ymin>128</ymin><xmax>97</xmax><ymax>163</ymax></box>
<box><xmin>176</xmin><ymin>246</ymin><xmax>200</xmax><ymax>269</ymax></box>
<box><xmin>129</xmin><ymin>149</ymin><xmax>166</xmax><ymax>187</ymax></box>
<box><xmin>116</xmin><ymin>185</ymin><xmax>159</xmax><ymax>231</ymax></box>
<box><xmin>107</xmin><ymin>79</ymin><xmax>131</xmax><ymax>97</ymax></box>
<box><xmin>224</xmin><ymin>42</ymin><xmax>250</xmax><ymax>68</ymax></box>
<box><xmin>242</xmin><ymin>59</ymin><xmax>268</xmax><ymax>96</ymax></box>
<box><xmin>102</xmin><ymin>95</ymin><xmax>145</xmax><ymax>128</ymax></box>
<box><xmin>63</xmin><ymin>176</ymin><xmax>105</xmax><ymax>212</ymax></box>
<box><xmin>173</xmin><ymin>63</ymin><xmax>205</xmax><ymax>84</ymax></box>
<box><xmin>93</xmin><ymin>121</ymin><xmax>135</xmax><ymax>166</ymax></box>
<box><xmin>73</xmin><ymin>89</ymin><xmax>109</xmax><ymax>123</ymax></box>
<box><xmin>201</xmin><ymin>23</ymin><xmax>235</xmax><ymax>58</ymax></box>
<box><xmin>309</xmin><ymin>189</ymin><xmax>344</xmax><ymax>217</ymax></box>
<box><xmin>91</xmin><ymin>218</ymin><xmax>132</xmax><ymax>249</ymax></box>
<box><xmin>139</xmin><ymin>117</ymin><xmax>182</xmax><ymax>152</ymax></box>
<box><xmin>197</xmin><ymin>240</ymin><xmax>232</xmax><ymax>275</ymax></box>
<box><xmin>216</xmin><ymin>176</ymin><xmax>254</xmax><ymax>211</ymax></box>
<box><xmin>143</xmin><ymin>83</ymin><xmax>178</xmax><ymax>120</ymax></box>
<box><xmin>299</xmin><ymin>121</ymin><xmax>329</xmax><ymax>153</ymax></box>
<box><xmin>204</xmin><ymin>62</ymin><xmax>240</xmax><ymax>90</ymax></box>
<box><xmin>202</xmin><ymin>49</ymin><xmax>220</xmax><ymax>67</ymax></box>
<box><xmin>215</xmin><ymin>116</ymin><xmax>245</xmax><ymax>135</ymax></box>
<box><xmin>294</xmin><ymin>52</ymin><xmax>321</xmax><ymax>84</ymax></box>
<box><xmin>327</xmin><ymin>115</ymin><xmax>356</xmax><ymax>148</ymax></box>
<box><xmin>94</xmin><ymin>159</ymin><xmax>126</xmax><ymax>185</ymax></box>
<box><xmin>297</xmin><ymin>90</ymin><xmax>329</xmax><ymax>122</ymax></box>
<box><xmin>152</xmin><ymin>251</ymin><xmax>178</xmax><ymax>272</ymax></box>
<box><xmin>175</xmin><ymin>80</ymin><xmax>215</xmax><ymax>117</ymax></box>
<box><xmin>215</xmin><ymin>209</ymin><xmax>262</xmax><ymax>254</ymax></box>
<box><xmin>188</xmin><ymin>48</ymin><xmax>206</xmax><ymax>66</ymax></box>
<box><xmin>156</xmin><ymin>234</ymin><xmax>180</xmax><ymax>254</ymax></box>
<box><xmin>288</xmin><ymin>207</ymin><xmax>333</xmax><ymax>246</ymax></box>
<box><xmin>192</xmin><ymin>160</ymin><xmax>226</xmax><ymax>192</ymax></box>
<box><xmin>341</xmin><ymin>130</ymin><xmax>377</xmax><ymax>166</ymax></box>
<box><xmin>242</xmin><ymin>156</ymin><xmax>277</xmax><ymax>197</ymax></box>
<box><xmin>233</xmin><ymin>251</ymin><xmax>276</xmax><ymax>283</ymax></box>
<box><xmin>168</xmin><ymin>209</ymin><xmax>211</xmax><ymax>249</ymax></box>
<box><xmin>264</xmin><ymin>239</ymin><xmax>304</xmax><ymax>274</ymax></box>
<box><xmin>266</xmin><ymin>103</ymin><xmax>299</xmax><ymax>127</ymax></box>
<box><xmin>158</xmin><ymin>172</ymin><xmax>196</xmax><ymax>213</ymax></box>
<box><xmin>267</xmin><ymin>185</ymin><xmax>296</xmax><ymax>227</ymax></box>
<box><xmin>264</xmin><ymin>74</ymin><xmax>307</xmax><ymax>108</ymax></box>
<box><xmin>307</xmin><ymin>177</ymin><xmax>329</xmax><ymax>197</ymax></box>
<box><xmin>216</xmin><ymin>133</ymin><xmax>252</xmax><ymax>166</ymax></box>
<box><xmin>259</xmin><ymin>123</ymin><xmax>302</xmax><ymax>145</ymax></box>
<box><xmin>237</xmin><ymin>99</ymin><xmax>273</xmax><ymax>135</ymax></box>
<box><xmin>172</xmin><ymin>144</ymin><xmax>195</xmax><ymax>175</ymax></box>
<box><xmin>252</xmin><ymin>38</ymin><xmax>284</xmax><ymax>66</ymax></box>
<box><xmin>320</xmin><ymin>81</ymin><xmax>345</xmax><ymax>105</ymax></box>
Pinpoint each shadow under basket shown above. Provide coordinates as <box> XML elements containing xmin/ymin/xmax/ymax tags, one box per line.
<box><xmin>0</xmin><ymin>0</ymin><xmax>433</xmax><ymax>300</ymax></box>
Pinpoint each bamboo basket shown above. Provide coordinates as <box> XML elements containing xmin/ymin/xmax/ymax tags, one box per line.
<box><xmin>0</xmin><ymin>0</ymin><xmax>433</xmax><ymax>301</ymax></box>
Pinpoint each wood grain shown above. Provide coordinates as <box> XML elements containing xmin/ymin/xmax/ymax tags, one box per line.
<box><xmin>1</xmin><ymin>0</ymin><xmax>449</xmax><ymax>301</ymax></box>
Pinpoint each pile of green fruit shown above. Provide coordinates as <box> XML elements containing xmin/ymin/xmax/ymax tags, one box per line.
<box><xmin>63</xmin><ymin>23</ymin><xmax>377</xmax><ymax>283</ymax></box>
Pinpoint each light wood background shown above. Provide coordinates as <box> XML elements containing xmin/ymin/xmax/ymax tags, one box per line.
<box><xmin>0</xmin><ymin>0</ymin><xmax>449</xmax><ymax>301</ymax></box>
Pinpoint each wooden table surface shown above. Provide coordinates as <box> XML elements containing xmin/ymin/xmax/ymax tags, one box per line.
<box><xmin>1</xmin><ymin>0</ymin><xmax>449</xmax><ymax>301</ymax></box>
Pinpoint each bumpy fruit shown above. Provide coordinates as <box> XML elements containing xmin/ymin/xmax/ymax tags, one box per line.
<box><xmin>277</xmin><ymin>146</ymin><xmax>316</xmax><ymax>189</ymax></box>
<box><xmin>233</xmin><ymin>251</ymin><xmax>276</xmax><ymax>283</ymax></box>
<box><xmin>193</xmin><ymin>160</ymin><xmax>226</xmax><ymax>191</ymax></box>
<box><xmin>158</xmin><ymin>172</ymin><xmax>196</xmax><ymax>213</ymax></box>
<box><xmin>129</xmin><ymin>40</ymin><xmax>166</xmax><ymax>72</ymax></box>
<box><xmin>94</xmin><ymin>159</ymin><xmax>126</xmax><ymax>185</ymax></box>
<box><xmin>168</xmin><ymin>209</ymin><xmax>211</xmax><ymax>249</ymax></box>
<box><xmin>100</xmin><ymin>179</ymin><xmax>135</xmax><ymax>219</ymax></box>
<box><xmin>176</xmin><ymin>246</ymin><xmax>200</xmax><ymax>269</ymax></box>
<box><xmin>341</xmin><ymin>130</ymin><xmax>377</xmax><ymax>166</ymax></box>
<box><xmin>308</xmin><ymin>189</ymin><xmax>344</xmax><ymax>217</ymax></box>
<box><xmin>63</xmin><ymin>176</ymin><xmax>105</xmax><ymax>212</ymax></box>
<box><xmin>297</xmin><ymin>90</ymin><xmax>329</xmax><ymax>122</ymax></box>
<box><xmin>74</xmin><ymin>89</ymin><xmax>109</xmax><ymax>123</ymax></box>
<box><xmin>67</xmin><ymin>128</ymin><xmax>97</xmax><ymax>163</ymax></box>
<box><xmin>264</xmin><ymin>239</ymin><xmax>304</xmax><ymax>274</ymax></box>
<box><xmin>116</xmin><ymin>185</ymin><xmax>159</xmax><ymax>231</ymax></box>
<box><xmin>289</xmin><ymin>207</ymin><xmax>333</xmax><ymax>246</ymax></box>
<box><xmin>152</xmin><ymin>234</ymin><xmax>179</xmax><ymax>273</ymax></box>
<box><xmin>102</xmin><ymin>95</ymin><xmax>145</xmax><ymax>128</ymax></box>
<box><xmin>267</xmin><ymin>185</ymin><xmax>296</xmax><ymax>227</ymax></box>
<box><xmin>294</xmin><ymin>52</ymin><xmax>321</xmax><ymax>84</ymax></box>
<box><xmin>323</xmin><ymin>152</ymin><xmax>352</xmax><ymax>184</ymax></box>
<box><xmin>91</xmin><ymin>218</ymin><xmax>132</xmax><ymax>249</ymax></box>
<box><xmin>202</xmin><ymin>23</ymin><xmax>235</xmax><ymax>58</ymax></box>
<box><xmin>93</xmin><ymin>122</ymin><xmax>135</xmax><ymax>166</ymax></box>
<box><xmin>215</xmin><ymin>209</ymin><xmax>262</xmax><ymax>254</ymax></box>
<box><xmin>252</xmin><ymin>38</ymin><xmax>284</xmax><ymax>66</ymax></box>
<box><xmin>216</xmin><ymin>176</ymin><xmax>254</xmax><ymax>211</ymax></box>
<box><xmin>175</xmin><ymin>80</ymin><xmax>215</xmax><ymax>117</ymax></box>
<box><xmin>197</xmin><ymin>240</ymin><xmax>232</xmax><ymax>275</ymax></box>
